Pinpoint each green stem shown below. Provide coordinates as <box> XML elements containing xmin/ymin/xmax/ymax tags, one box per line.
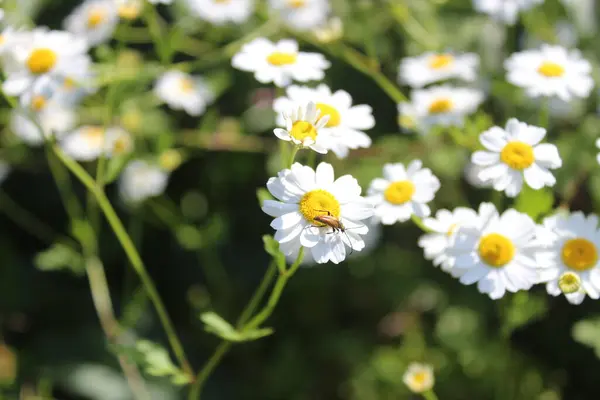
<box><xmin>187</xmin><ymin>342</ymin><xmax>232</xmax><ymax>400</ymax></box>
<box><xmin>423</xmin><ymin>390</ymin><xmax>439</xmax><ymax>400</ymax></box>
<box><xmin>288</xmin><ymin>146</ymin><xmax>300</xmax><ymax>169</ymax></box>
<box><xmin>143</xmin><ymin>3</ymin><xmax>169</xmax><ymax>64</ymax></box>
<box><xmin>50</xmin><ymin>144</ymin><xmax>193</xmax><ymax>379</ymax></box>
<box><xmin>411</xmin><ymin>214</ymin><xmax>432</xmax><ymax>233</ymax></box>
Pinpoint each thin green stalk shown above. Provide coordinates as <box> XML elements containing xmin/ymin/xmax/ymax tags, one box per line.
<box><xmin>50</xmin><ymin>144</ymin><xmax>193</xmax><ymax>379</ymax></box>
<box><xmin>143</xmin><ymin>3</ymin><xmax>169</xmax><ymax>64</ymax></box>
<box><xmin>188</xmin><ymin>342</ymin><xmax>232</xmax><ymax>400</ymax></box>
<box><xmin>236</xmin><ymin>261</ymin><xmax>277</xmax><ymax>327</ymax></box>
<box><xmin>423</xmin><ymin>390</ymin><xmax>439</xmax><ymax>400</ymax></box>
<box><xmin>46</xmin><ymin>146</ymin><xmax>84</xmax><ymax>219</ymax></box>
<box><xmin>411</xmin><ymin>214</ymin><xmax>432</xmax><ymax>233</ymax></box>
<box><xmin>288</xmin><ymin>146</ymin><xmax>299</xmax><ymax>169</ymax></box>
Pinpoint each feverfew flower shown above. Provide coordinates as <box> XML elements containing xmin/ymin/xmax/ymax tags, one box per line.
<box><xmin>60</xmin><ymin>126</ymin><xmax>133</xmax><ymax>161</ymax></box>
<box><xmin>10</xmin><ymin>106</ymin><xmax>76</xmax><ymax>146</ymax></box>
<box><xmin>154</xmin><ymin>70</ymin><xmax>214</xmax><ymax>116</ymax></box>
<box><xmin>536</xmin><ymin>212</ymin><xmax>600</xmax><ymax>304</ymax></box>
<box><xmin>397</xmin><ymin>102</ymin><xmax>420</xmax><ymax>132</ymax></box>
<box><xmin>268</xmin><ymin>0</ymin><xmax>330</xmax><ymax>31</ymax></box>
<box><xmin>231</xmin><ymin>38</ymin><xmax>330</xmax><ymax>87</ymax></box>
<box><xmin>184</xmin><ymin>0</ymin><xmax>254</xmax><ymax>24</ymax></box>
<box><xmin>596</xmin><ymin>138</ymin><xmax>600</xmax><ymax>165</ymax></box>
<box><xmin>472</xmin><ymin>0</ymin><xmax>544</xmax><ymax>25</ymax></box>
<box><xmin>368</xmin><ymin>160</ymin><xmax>441</xmax><ymax>225</ymax></box>
<box><xmin>273</xmin><ymin>101</ymin><xmax>331</xmax><ymax>154</ymax></box>
<box><xmin>2</xmin><ymin>28</ymin><xmax>90</xmax><ymax>97</ymax></box>
<box><xmin>119</xmin><ymin>160</ymin><xmax>170</xmax><ymax>204</ymax></box>
<box><xmin>64</xmin><ymin>0</ymin><xmax>119</xmax><ymax>47</ymax></box>
<box><xmin>399</xmin><ymin>52</ymin><xmax>479</xmax><ymax>88</ymax></box>
<box><xmin>403</xmin><ymin>363</ymin><xmax>435</xmax><ymax>394</ymax></box>
<box><xmin>471</xmin><ymin>118</ymin><xmax>562</xmax><ymax>197</ymax></box>
<box><xmin>262</xmin><ymin>162</ymin><xmax>373</xmax><ymax>264</ymax></box>
<box><xmin>411</xmin><ymin>85</ymin><xmax>484</xmax><ymax>132</ymax></box>
<box><xmin>464</xmin><ymin>161</ymin><xmax>494</xmax><ymax>189</ymax></box>
<box><xmin>505</xmin><ymin>45</ymin><xmax>594</xmax><ymax>101</ymax></box>
<box><xmin>273</xmin><ymin>84</ymin><xmax>374</xmax><ymax>158</ymax></box>
<box><xmin>448</xmin><ymin>203</ymin><xmax>539</xmax><ymax>299</ymax></box>
<box><xmin>116</xmin><ymin>0</ymin><xmax>143</xmax><ymax>20</ymax></box>
<box><xmin>418</xmin><ymin>207</ymin><xmax>479</xmax><ymax>272</ymax></box>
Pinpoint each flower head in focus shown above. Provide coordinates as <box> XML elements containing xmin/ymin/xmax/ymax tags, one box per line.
<box><xmin>403</xmin><ymin>362</ymin><xmax>435</xmax><ymax>394</ymax></box>
<box><xmin>505</xmin><ymin>44</ymin><xmax>594</xmax><ymax>101</ymax></box>
<box><xmin>183</xmin><ymin>0</ymin><xmax>254</xmax><ymax>25</ymax></box>
<box><xmin>471</xmin><ymin>118</ymin><xmax>562</xmax><ymax>197</ymax></box>
<box><xmin>262</xmin><ymin>162</ymin><xmax>373</xmax><ymax>264</ymax></box>
<box><xmin>64</xmin><ymin>0</ymin><xmax>119</xmax><ymax>47</ymax></box>
<box><xmin>273</xmin><ymin>101</ymin><xmax>331</xmax><ymax>154</ymax></box>
<box><xmin>60</xmin><ymin>126</ymin><xmax>133</xmax><ymax>161</ymax></box>
<box><xmin>154</xmin><ymin>70</ymin><xmax>214</xmax><ymax>116</ymax></box>
<box><xmin>231</xmin><ymin>38</ymin><xmax>330</xmax><ymax>87</ymax></box>
<box><xmin>268</xmin><ymin>0</ymin><xmax>330</xmax><ymax>31</ymax></box>
<box><xmin>368</xmin><ymin>160</ymin><xmax>441</xmax><ymax>225</ymax></box>
<box><xmin>472</xmin><ymin>0</ymin><xmax>544</xmax><ymax>25</ymax></box>
<box><xmin>119</xmin><ymin>159</ymin><xmax>170</xmax><ymax>204</ymax></box>
<box><xmin>273</xmin><ymin>84</ymin><xmax>374</xmax><ymax>158</ymax></box>
<box><xmin>399</xmin><ymin>52</ymin><xmax>480</xmax><ymax>88</ymax></box>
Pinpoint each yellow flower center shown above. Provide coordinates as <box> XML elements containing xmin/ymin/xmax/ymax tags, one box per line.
<box><xmin>84</xmin><ymin>127</ymin><xmax>106</xmax><ymax>147</ymax></box>
<box><xmin>558</xmin><ymin>271</ymin><xmax>581</xmax><ymax>294</ymax></box>
<box><xmin>214</xmin><ymin>0</ymin><xmax>230</xmax><ymax>3</ymax></box>
<box><xmin>478</xmin><ymin>233</ymin><xmax>515</xmax><ymax>267</ymax></box>
<box><xmin>447</xmin><ymin>223</ymin><xmax>458</xmax><ymax>237</ymax></box>
<box><xmin>288</xmin><ymin>0</ymin><xmax>306</xmax><ymax>8</ymax></box>
<box><xmin>118</xmin><ymin>4</ymin><xmax>141</xmax><ymax>20</ymax></box>
<box><xmin>412</xmin><ymin>372</ymin><xmax>427</xmax><ymax>384</ymax></box>
<box><xmin>26</xmin><ymin>48</ymin><xmax>58</xmax><ymax>74</ymax></box>
<box><xmin>87</xmin><ymin>8</ymin><xmax>107</xmax><ymax>28</ymax></box>
<box><xmin>299</xmin><ymin>189</ymin><xmax>341</xmax><ymax>224</ymax></box>
<box><xmin>428</xmin><ymin>54</ymin><xmax>454</xmax><ymax>69</ymax></box>
<box><xmin>428</xmin><ymin>98</ymin><xmax>453</xmax><ymax>114</ymax></box>
<box><xmin>113</xmin><ymin>137</ymin><xmax>130</xmax><ymax>155</ymax></box>
<box><xmin>384</xmin><ymin>181</ymin><xmax>415</xmax><ymax>205</ymax></box>
<box><xmin>561</xmin><ymin>238</ymin><xmax>598</xmax><ymax>271</ymax></box>
<box><xmin>63</xmin><ymin>77</ymin><xmax>77</xmax><ymax>91</ymax></box>
<box><xmin>0</xmin><ymin>35</ymin><xmax>5</xmax><ymax>45</ymax></box>
<box><xmin>30</xmin><ymin>95</ymin><xmax>47</xmax><ymax>111</ymax></box>
<box><xmin>179</xmin><ymin>78</ymin><xmax>195</xmax><ymax>93</ymax></box>
<box><xmin>500</xmin><ymin>141</ymin><xmax>535</xmax><ymax>170</ymax></box>
<box><xmin>290</xmin><ymin>121</ymin><xmax>318</xmax><ymax>143</ymax></box>
<box><xmin>267</xmin><ymin>52</ymin><xmax>297</xmax><ymax>66</ymax></box>
<box><xmin>315</xmin><ymin>103</ymin><xmax>341</xmax><ymax>127</ymax></box>
<box><xmin>537</xmin><ymin>61</ymin><xmax>565</xmax><ymax>78</ymax></box>
<box><xmin>398</xmin><ymin>114</ymin><xmax>415</xmax><ymax>129</ymax></box>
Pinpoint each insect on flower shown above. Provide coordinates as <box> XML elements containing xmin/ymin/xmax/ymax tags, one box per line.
<box><xmin>310</xmin><ymin>209</ymin><xmax>358</xmax><ymax>255</ymax></box>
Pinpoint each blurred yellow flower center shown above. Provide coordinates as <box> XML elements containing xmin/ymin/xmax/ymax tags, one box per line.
<box><xmin>429</xmin><ymin>54</ymin><xmax>453</xmax><ymax>69</ymax></box>
<box><xmin>160</xmin><ymin>149</ymin><xmax>183</xmax><ymax>171</ymax></box>
<box><xmin>118</xmin><ymin>4</ymin><xmax>141</xmax><ymax>20</ymax></box>
<box><xmin>562</xmin><ymin>238</ymin><xmax>598</xmax><ymax>271</ymax></box>
<box><xmin>179</xmin><ymin>78</ymin><xmax>195</xmax><ymax>93</ymax></box>
<box><xmin>478</xmin><ymin>233</ymin><xmax>514</xmax><ymax>267</ymax></box>
<box><xmin>537</xmin><ymin>61</ymin><xmax>565</xmax><ymax>78</ymax></box>
<box><xmin>398</xmin><ymin>114</ymin><xmax>415</xmax><ymax>129</ymax></box>
<box><xmin>267</xmin><ymin>52</ymin><xmax>297</xmax><ymax>66</ymax></box>
<box><xmin>428</xmin><ymin>98</ymin><xmax>453</xmax><ymax>114</ymax></box>
<box><xmin>447</xmin><ymin>223</ymin><xmax>458</xmax><ymax>237</ymax></box>
<box><xmin>290</xmin><ymin>121</ymin><xmax>317</xmax><ymax>143</ymax></box>
<box><xmin>63</xmin><ymin>77</ymin><xmax>77</xmax><ymax>91</ymax></box>
<box><xmin>299</xmin><ymin>189</ymin><xmax>340</xmax><ymax>224</ymax></box>
<box><xmin>27</xmin><ymin>48</ymin><xmax>57</xmax><ymax>74</ymax></box>
<box><xmin>558</xmin><ymin>272</ymin><xmax>581</xmax><ymax>294</ymax></box>
<box><xmin>316</xmin><ymin>103</ymin><xmax>341</xmax><ymax>127</ymax></box>
<box><xmin>500</xmin><ymin>141</ymin><xmax>534</xmax><ymax>170</ymax></box>
<box><xmin>31</xmin><ymin>95</ymin><xmax>47</xmax><ymax>111</ymax></box>
<box><xmin>288</xmin><ymin>0</ymin><xmax>306</xmax><ymax>8</ymax></box>
<box><xmin>113</xmin><ymin>137</ymin><xmax>130</xmax><ymax>155</ymax></box>
<box><xmin>214</xmin><ymin>0</ymin><xmax>230</xmax><ymax>2</ymax></box>
<box><xmin>0</xmin><ymin>35</ymin><xmax>4</xmax><ymax>44</ymax></box>
<box><xmin>84</xmin><ymin>127</ymin><xmax>106</xmax><ymax>147</ymax></box>
<box><xmin>384</xmin><ymin>181</ymin><xmax>415</xmax><ymax>205</ymax></box>
<box><xmin>412</xmin><ymin>372</ymin><xmax>427</xmax><ymax>384</ymax></box>
<box><xmin>87</xmin><ymin>8</ymin><xmax>106</xmax><ymax>28</ymax></box>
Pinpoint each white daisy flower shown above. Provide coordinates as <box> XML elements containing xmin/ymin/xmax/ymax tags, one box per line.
<box><xmin>268</xmin><ymin>0</ymin><xmax>330</xmax><ymax>31</ymax></box>
<box><xmin>1</xmin><ymin>28</ymin><xmax>90</xmax><ymax>98</ymax></box>
<box><xmin>10</xmin><ymin>105</ymin><xmax>76</xmax><ymax>146</ymax></box>
<box><xmin>64</xmin><ymin>0</ymin><xmax>119</xmax><ymax>47</ymax></box>
<box><xmin>262</xmin><ymin>162</ymin><xmax>373</xmax><ymax>265</ymax></box>
<box><xmin>184</xmin><ymin>0</ymin><xmax>254</xmax><ymax>25</ymax></box>
<box><xmin>231</xmin><ymin>38</ymin><xmax>330</xmax><ymax>87</ymax></box>
<box><xmin>154</xmin><ymin>70</ymin><xmax>214</xmax><ymax>116</ymax></box>
<box><xmin>463</xmin><ymin>161</ymin><xmax>493</xmax><ymax>188</ymax></box>
<box><xmin>471</xmin><ymin>118</ymin><xmax>562</xmax><ymax>197</ymax></box>
<box><xmin>403</xmin><ymin>363</ymin><xmax>435</xmax><ymax>394</ymax></box>
<box><xmin>314</xmin><ymin>16</ymin><xmax>343</xmax><ymax>43</ymax></box>
<box><xmin>504</xmin><ymin>44</ymin><xmax>594</xmax><ymax>102</ymax></box>
<box><xmin>116</xmin><ymin>0</ymin><xmax>142</xmax><ymax>20</ymax></box>
<box><xmin>60</xmin><ymin>125</ymin><xmax>133</xmax><ymax>161</ymax></box>
<box><xmin>368</xmin><ymin>160</ymin><xmax>441</xmax><ymax>225</ymax></box>
<box><xmin>536</xmin><ymin>212</ymin><xmax>600</xmax><ymax>304</ymax></box>
<box><xmin>399</xmin><ymin>52</ymin><xmax>480</xmax><ymax>88</ymax></box>
<box><xmin>411</xmin><ymin>85</ymin><xmax>484</xmax><ymax>132</ymax></box>
<box><xmin>397</xmin><ymin>102</ymin><xmax>421</xmax><ymax>133</ymax></box>
<box><xmin>447</xmin><ymin>203</ymin><xmax>540</xmax><ymax>299</ymax></box>
<box><xmin>273</xmin><ymin>84</ymin><xmax>374</xmax><ymax>158</ymax></box>
<box><xmin>119</xmin><ymin>160</ymin><xmax>170</xmax><ymax>204</ymax></box>
<box><xmin>596</xmin><ymin>138</ymin><xmax>600</xmax><ymax>165</ymax></box>
<box><xmin>472</xmin><ymin>0</ymin><xmax>544</xmax><ymax>25</ymax></box>
<box><xmin>273</xmin><ymin>101</ymin><xmax>331</xmax><ymax>154</ymax></box>
<box><xmin>418</xmin><ymin>207</ymin><xmax>479</xmax><ymax>272</ymax></box>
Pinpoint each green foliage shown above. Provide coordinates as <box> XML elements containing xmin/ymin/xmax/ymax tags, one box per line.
<box><xmin>513</xmin><ymin>186</ymin><xmax>554</xmax><ymax>221</ymax></box>
<box><xmin>34</xmin><ymin>243</ymin><xmax>84</xmax><ymax>275</ymax></box>
<box><xmin>135</xmin><ymin>340</ymin><xmax>192</xmax><ymax>385</ymax></box>
<box><xmin>263</xmin><ymin>234</ymin><xmax>286</xmax><ymax>273</ymax></box>
<box><xmin>573</xmin><ymin>317</ymin><xmax>600</xmax><ymax>358</ymax></box>
<box><xmin>199</xmin><ymin>312</ymin><xmax>273</xmax><ymax>342</ymax></box>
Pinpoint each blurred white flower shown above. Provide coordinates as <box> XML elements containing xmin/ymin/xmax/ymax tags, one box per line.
<box><xmin>273</xmin><ymin>101</ymin><xmax>331</xmax><ymax>154</ymax></box>
<box><xmin>403</xmin><ymin>363</ymin><xmax>435</xmax><ymax>394</ymax></box>
<box><xmin>10</xmin><ymin>105</ymin><xmax>76</xmax><ymax>146</ymax></box>
<box><xmin>116</xmin><ymin>0</ymin><xmax>142</xmax><ymax>20</ymax></box>
<box><xmin>60</xmin><ymin>126</ymin><xmax>133</xmax><ymax>161</ymax></box>
<box><xmin>273</xmin><ymin>84</ymin><xmax>374</xmax><ymax>158</ymax></box>
<box><xmin>397</xmin><ymin>102</ymin><xmax>421</xmax><ymax>133</ymax></box>
<box><xmin>262</xmin><ymin>162</ymin><xmax>373</xmax><ymax>264</ymax></box>
<box><xmin>447</xmin><ymin>203</ymin><xmax>540</xmax><ymax>299</ymax></box>
<box><xmin>463</xmin><ymin>161</ymin><xmax>493</xmax><ymax>188</ymax></box>
<box><xmin>536</xmin><ymin>212</ymin><xmax>600</xmax><ymax>304</ymax></box>
<box><xmin>231</xmin><ymin>38</ymin><xmax>330</xmax><ymax>87</ymax></box>
<box><xmin>471</xmin><ymin>118</ymin><xmax>562</xmax><ymax>197</ymax></box>
<box><xmin>596</xmin><ymin>138</ymin><xmax>600</xmax><ymax>165</ymax></box>
<box><xmin>148</xmin><ymin>0</ymin><xmax>172</xmax><ymax>4</ymax></box>
<box><xmin>472</xmin><ymin>0</ymin><xmax>544</xmax><ymax>25</ymax></box>
<box><xmin>314</xmin><ymin>17</ymin><xmax>343</xmax><ymax>43</ymax></box>
<box><xmin>399</xmin><ymin>52</ymin><xmax>480</xmax><ymax>88</ymax></box>
<box><xmin>410</xmin><ymin>85</ymin><xmax>484</xmax><ymax>132</ymax></box>
<box><xmin>64</xmin><ymin>0</ymin><xmax>119</xmax><ymax>47</ymax></box>
<box><xmin>154</xmin><ymin>70</ymin><xmax>214</xmax><ymax>116</ymax></box>
<box><xmin>119</xmin><ymin>160</ymin><xmax>170</xmax><ymax>204</ymax></box>
<box><xmin>505</xmin><ymin>44</ymin><xmax>594</xmax><ymax>101</ymax></box>
<box><xmin>184</xmin><ymin>0</ymin><xmax>254</xmax><ymax>25</ymax></box>
<box><xmin>268</xmin><ymin>0</ymin><xmax>330</xmax><ymax>31</ymax></box>
<box><xmin>368</xmin><ymin>160</ymin><xmax>441</xmax><ymax>225</ymax></box>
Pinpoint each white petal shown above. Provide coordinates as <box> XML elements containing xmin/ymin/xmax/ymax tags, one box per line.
<box><xmin>262</xmin><ymin>200</ymin><xmax>298</xmax><ymax>217</ymax></box>
<box><xmin>271</xmin><ymin>212</ymin><xmax>303</xmax><ymax>230</ymax></box>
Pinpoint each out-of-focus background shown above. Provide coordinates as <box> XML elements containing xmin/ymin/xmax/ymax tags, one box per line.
<box><xmin>2</xmin><ymin>0</ymin><xmax>600</xmax><ymax>399</ymax></box>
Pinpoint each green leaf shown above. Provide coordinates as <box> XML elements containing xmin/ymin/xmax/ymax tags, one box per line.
<box><xmin>500</xmin><ymin>292</ymin><xmax>547</xmax><ymax>337</ymax></box>
<box><xmin>199</xmin><ymin>312</ymin><xmax>273</xmax><ymax>342</ymax></box>
<box><xmin>257</xmin><ymin>188</ymin><xmax>273</xmax><ymax>206</ymax></box>
<box><xmin>262</xmin><ymin>235</ymin><xmax>286</xmax><ymax>273</ymax></box>
<box><xmin>34</xmin><ymin>243</ymin><xmax>85</xmax><ymax>276</ymax></box>
<box><xmin>513</xmin><ymin>185</ymin><xmax>554</xmax><ymax>221</ymax></box>
<box><xmin>135</xmin><ymin>340</ymin><xmax>191</xmax><ymax>385</ymax></box>
<box><xmin>573</xmin><ymin>317</ymin><xmax>600</xmax><ymax>358</ymax></box>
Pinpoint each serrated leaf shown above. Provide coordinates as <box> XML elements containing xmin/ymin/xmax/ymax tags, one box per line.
<box><xmin>200</xmin><ymin>312</ymin><xmax>274</xmax><ymax>342</ymax></box>
<box><xmin>34</xmin><ymin>243</ymin><xmax>85</xmax><ymax>275</ymax></box>
<box><xmin>513</xmin><ymin>185</ymin><xmax>554</xmax><ymax>221</ymax></box>
<box><xmin>262</xmin><ymin>235</ymin><xmax>286</xmax><ymax>272</ymax></box>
